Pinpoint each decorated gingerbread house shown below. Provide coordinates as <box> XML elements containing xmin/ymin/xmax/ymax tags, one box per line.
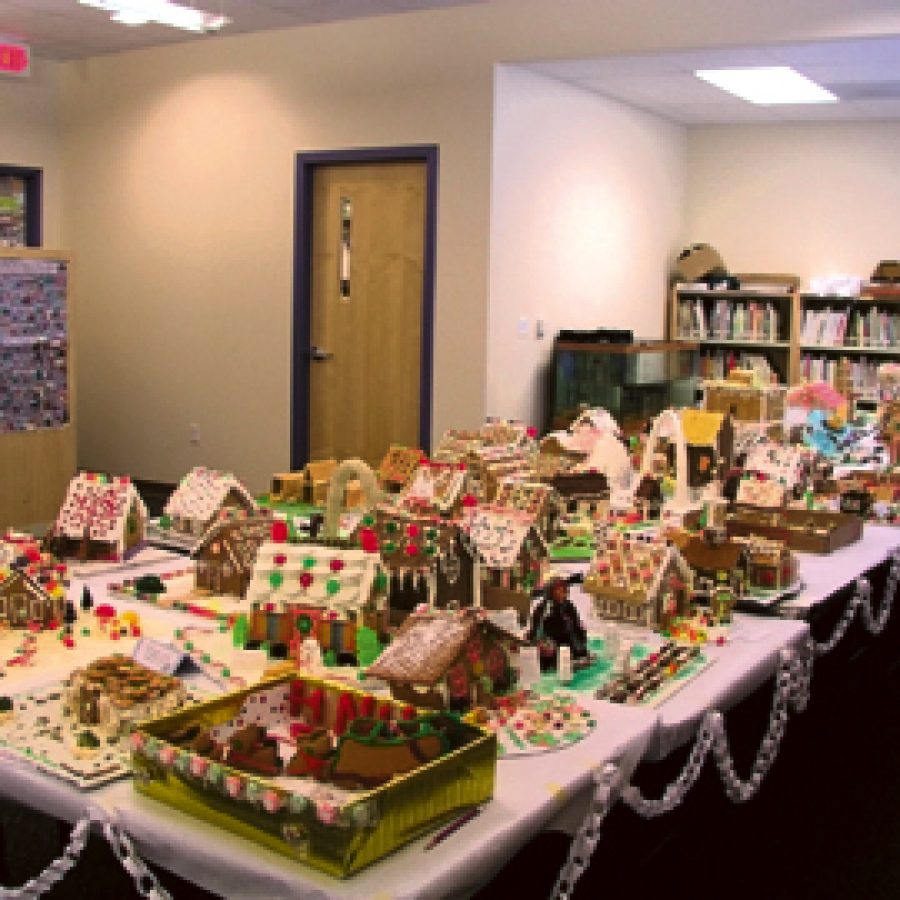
<box><xmin>243</xmin><ymin>541</ymin><xmax>379</xmax><ymax>655</ymax></box>
<box><xmin>463</xmin><ymin>506</ymin><xmax>547</xmax><ymax>626</ymax></box>
<box><xmin>679</xmin><ymin>409</ymin><xmax>735</xmax><ymax>488</ymax></box>
<box><xmin>365</xmin><ymin>609</ymin><xmax>519</xmax><ymax>711</ymax></box>
<box><xmin>163</xmin><ymin>467</ymin><xmax>257</xmax><ymax>537</ymax></box>
<box><xmin>377</xmin><ymin>446</ymin><xmax>424</xmax><ymax>492</ymax></box>
<box><xmin>0</xmin><ymin>557</ymin><xmax>68</xmax><ymax>628</ymax></box>
<box><xmin>584</xmin><ymin>536</ymin><xmax>693</xmax><ymax>631</ymax></box>
<box><xmin>191</xmin><ymin>516</ymin><xmax>272</xmax><ymax>598</ymax></box>
<box><xmin>49</xmin><ymin>473</ymin><xmax>147</xmax><ymax>561</ymax></box>
<box><xmin>355</xmin><ymin>507</ymin><xmax>474</xmax><ymax>622</ymax></box>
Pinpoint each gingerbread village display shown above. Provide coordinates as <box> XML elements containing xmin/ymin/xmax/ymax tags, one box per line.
<box><xmin>1</xmin><ymin>365</ymin><xmax>898</xmax><ymax>882</ymax></box>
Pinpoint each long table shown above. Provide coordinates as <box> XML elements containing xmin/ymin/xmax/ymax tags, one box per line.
<box><xmin>2</xmin><ymin>523</ymin><xmax>899</xmax><ymax>898</ymax></box>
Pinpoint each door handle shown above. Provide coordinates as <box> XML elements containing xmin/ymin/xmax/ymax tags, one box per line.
<box><xmin>309</xmin><ymin>345</ymin><xmax>333</xmax><ymax>361</ymax></box>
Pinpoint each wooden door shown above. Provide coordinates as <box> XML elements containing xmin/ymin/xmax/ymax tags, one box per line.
<box><xmin>308</xmin><ymin>162</ymin><xmax>426</xmax><ymax>466</ymax></box>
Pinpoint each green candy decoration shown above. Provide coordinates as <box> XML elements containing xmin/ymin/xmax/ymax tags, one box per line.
<box><xmin>374</xmin><ymin>570</ymin><xmax>388</xmax><ymax>592</ymax></box>
<box><xmin>269</xmin><ymin>571</ymin><xmax>284</xmax><ymax>589</ymax></box>
<box><xmin>362</xmin><ymin>514</ymin><xmax>375</xmax><ymax>527</ymax></box>
<box><xmin>303</xmin><ymin>556</ymin><xmax>316</xmax><ymax>570</ymax></box>
<box><xmin>295</xmin><ymin>614</ymin><xmax>313</xmax><ymax>635</ymax></box>
<box><xmin>326</xmin><ymin>577</ymin><xmax>341</xmax><ymax>596</ymax></box>
<box><xmin>382</xmin><ymin>540</ymin><xmax>397</xmax><ymax>555</ymax></box>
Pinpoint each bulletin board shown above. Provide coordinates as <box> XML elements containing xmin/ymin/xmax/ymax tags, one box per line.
<box><xmin>0</xmin><ymin>249</ymin><xmax>75</xmax><ymax>528</ymax></box>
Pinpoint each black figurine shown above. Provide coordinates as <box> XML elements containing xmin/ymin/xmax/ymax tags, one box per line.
<box><xmin>527</xmin><ymin>574</ymin><xmax>590</xmax><ymax>672</ymax></box>
<box><xmin>80</xmin><ymin>584</ymin><xmax>93</xmax><ymax>612</ymax></box>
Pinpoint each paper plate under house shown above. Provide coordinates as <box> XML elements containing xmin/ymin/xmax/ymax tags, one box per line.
<box><xmin>130</xmin><ymin>672</ymin><xmax>496</xmax><ymax>878</ymax></box>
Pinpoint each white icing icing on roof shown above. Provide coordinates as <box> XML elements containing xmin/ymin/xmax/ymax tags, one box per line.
<box><xmin>464</xmin><ymin>506</ymin><xmax>540</xmax><ymax>570</ymax></box>
<box><xmin>55</xmin><ymin>473</ymin><xmax>146</xmax><ymax>548</ymax></box>
<box><xmin>164</xmin><ymin>467</ymin><xmax>256</xmax><ymax>524</ymax></box>
<box><xmin>245</xmin><ymin>541</ymin><xmax>376</xmax><ymax>614</ymax></box>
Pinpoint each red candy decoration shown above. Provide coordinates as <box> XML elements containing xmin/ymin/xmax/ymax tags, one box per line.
<box><xmin>270</xmin><ymin>521</ymin><xmax>289</xmax><ymax>543</ymax></box>
<box><xmin>329</xmin><ymin>558</ymin><xmax>345</xmax><ymax>573</ymax></box>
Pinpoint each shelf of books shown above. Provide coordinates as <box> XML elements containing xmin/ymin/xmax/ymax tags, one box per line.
<box><xmin>670</xmin><ymin>285</ymin><xmax>797</xmax><ymax>385</ymax></box>
<box><xmin>798</xmin><ymin>288</ymin><xmax>900</xmax><ymax>392</ymax></box>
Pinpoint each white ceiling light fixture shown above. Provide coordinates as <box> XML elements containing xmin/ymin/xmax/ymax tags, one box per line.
<box><xmin>78</xmin><ymin>0</ymin><xmax>231</xmax><ymax>33</ymax></box>
<box><xmin>695</xmin><ymin>66</ymin><xmax>838</xmax><ymax>105</ymax></box>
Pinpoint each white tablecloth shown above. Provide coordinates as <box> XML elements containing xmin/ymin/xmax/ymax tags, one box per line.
<box><xmin>0</xmin><ymin>550</ymin><xmax>658</xmax><ymax>899</ymax></box>
<box><xmin>782</xmin><ymin>523</ymin><xmax>900</xmax><ymax>616</ymax></box>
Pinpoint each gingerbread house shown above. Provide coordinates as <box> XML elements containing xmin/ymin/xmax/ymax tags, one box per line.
<box><xmin>584</xmin><ymin>536</ymin><xmax>693</xmax><ymax>631</ymax></box>
<box><xmin>677</xmin><ymin>531</ymin><xmax>748</xmax><ymax>597</ymax></box>
<box><xmin>365</xmin><ymin>609</ymin><xmax>519</xmax><ymax>711</ymax></box>
<box><xmin>49</xmin><ymin>473</ymin><xmax>147</xmax><ymax>561</ymax></box>
<box><xmin>191</xmin><ymin>516</ymin><xmax>272</xmax><ymax>597</ymax></box>
<box><xmin>378</xmin><ymin>446</ymin><xmax>423</xmax><ymax>492</ymax></box>
<box><xmin>463</xmin><ymin>506</ymin><xmax>547</xmax><ymax>625</ymax></box>
<box><xmin>244</xmin><ymin>542</ymin><xmax>379</xmax><ymax>653</ymax></box>
<box><xmin>355</xmin><ymin>507</ymin><xmax>475</xmax><ymax>622</ymax></box>
<box><xmin>744</xmin><ymin>537</ymin><xmax>797</xmax><ymax>592</ymax></box>
<box><xmin>163</xmin><ymin>467</ymin><xmax>257</xmax><ymax>537</ymax></box>
<box><xmin>0</xmin><ymin>559</ymin><xmax>67</xmax><ymax>628</ymax></box>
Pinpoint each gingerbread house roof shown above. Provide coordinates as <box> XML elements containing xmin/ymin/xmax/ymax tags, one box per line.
<box><xmin>164</xmin><ymin>467</ymin><xmax>256</xmax><ymax>525</ymax></box>
<box><xmin>585</xmin><ymin>538</ymin><xmax>692</xmax><ymax>604</ymax></box>
<box><xmin>0</xmin><ymin>553</ymin><xmax>68</xmax><ymax>603</ymax></box>
<box><xmin>464</xmin><ymin>506</ymin><xmax>545</xmax><ymax>570</ymax></box>
<box><xmin>366</xmin><ymin>610</ymin><xmax>516</xmax><ymax>686</ymax></box>
<box><xmin>492</xmin><ymin>479</ymin><xmax>553</xmax><ymax>518</ymax></box>
<box><xmin>398</xmin><ymin>463</ymin><xmax>467</xmax><ymax>515</ymax></box>
<box><xmin>679</xmin><ymin>535</ymin><xmax>746</xmax><ymax>575</ymax></box>
<box><xmin>190</xmin><ymin>516</ymin><xmax>271</xmax><ymax>573</ymax></box>
<box><xmin>245</xmin><ymin>541</ymin><xmax>376</xmax><ymax>613</ymax></box>
<box><xmin>55</xmin><ymin>473</ymin><xmax>146</xmax><ymax>546</ymax></box>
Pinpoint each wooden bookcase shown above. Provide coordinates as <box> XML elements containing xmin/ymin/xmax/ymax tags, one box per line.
<box><xmin>669</xmin><ymin>280</ymin><xmax>900</xmax><ymax>389</ymax></box>
<box><xmin>0</xmin><ymin>248</ymin><xmax>75</xmax><ymax>528</ymax></box>
<box><xmin>669</xmin><ymin>283</ymin><xmax>800</xmax><ymax>384</ymax></box>
<box><xmin>797</xmin><ymin>285</ymin><xmax>900</xmax><ymax>389</ymax></box>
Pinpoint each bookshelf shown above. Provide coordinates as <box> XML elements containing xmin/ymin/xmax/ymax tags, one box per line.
<box><xmin>669</xmin><ymin>281</ymin><xmax>900</xmax><ymax>390</ymax></box>
<box><xmin>798</xmin><ymin>286</ymin><xmax>900</xmax><ymax>392</ymax></box>
<box><xmin>669</xmin><ymin>285</ymin><xmax>799</xmax><ymax>385</ymax></box>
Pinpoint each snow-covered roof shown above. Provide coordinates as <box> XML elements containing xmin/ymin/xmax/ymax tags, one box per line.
<box><xmin>245</xmin><ymin>541</ymin><xmax>376</xmax><ymax>614</ymax></box>
<box><xmin>164</xmin><ymin>467</ymin><xmax>256</xmax><ymax>524</ymax></box>
<box><xmin>55</xmin><ymin>473</ymin><xmax>146</xmax><ymax>547</ymax></box>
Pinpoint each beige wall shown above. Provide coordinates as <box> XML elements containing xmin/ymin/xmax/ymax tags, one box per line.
<box><xmin>0</xmin><ymin>59</ymin><xmax>63</xmax><ymax>247</ymax></box>
<box><xmin>54</xmin><ymin>1</ymin><xmax>900</xmax><ymax>490</ymax></box>
<box><xmin>489</xmin><ymin>65</ymin><xmax>686</xmax><ymax>429</ymax></box>
<box><xmin>686</xmin><ymin>121</ymin><xmax>900</xmax><ymax>284</ymax></box>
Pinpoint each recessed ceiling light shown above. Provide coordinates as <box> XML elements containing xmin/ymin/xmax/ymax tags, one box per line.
<box><xmin>78</xmin><ymin>1</ymin><xmax>230</xmax><ymax>33</ymax></box>
<box><xmin>695</xmin><ymin>66</ymin><xmax>837</xmax><ymax>105</ymax></box>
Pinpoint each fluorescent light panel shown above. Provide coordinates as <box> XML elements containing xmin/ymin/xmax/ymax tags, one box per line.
<box><xmin>78</xmin><ymin>0</ymin><xmax>230</xmax><ymax>33</ymax></box>
<box><xmin>695</xmin><ymin>66</ymin><xmax>837</xmax><ymax>105</ymax></box>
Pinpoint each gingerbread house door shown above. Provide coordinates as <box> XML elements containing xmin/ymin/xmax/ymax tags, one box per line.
<box><xmin>293</xmin><ymin>149</ymin><xmax>437</xmax><ymax>469</ymax></box>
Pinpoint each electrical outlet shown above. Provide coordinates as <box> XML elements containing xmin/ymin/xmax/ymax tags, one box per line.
<box><xmin>189</xmin><ymin>423</ymin><xmax>200</xmax><ymax>445</ymax></box>
<box><xmin>536</xmin><ymin>319</ymin><xmax>546</xmax><ymax>340</ymax></box>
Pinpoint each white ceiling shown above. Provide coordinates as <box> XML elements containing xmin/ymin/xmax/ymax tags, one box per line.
<box><xmin>525</xmin><ymin>36</ymin><xmax>900</xmax><ymax>123</ymax></box>
<box><xmin>0</xmin><ymin>0</ymin><xmax>487</xmax><ymax>60</ymax></box>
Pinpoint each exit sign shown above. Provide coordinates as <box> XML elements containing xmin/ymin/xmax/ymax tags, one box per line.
<box><xmin>0</xmin><ymin>40</ymin><xmax>30</xmax><ymax>77</ymax></box>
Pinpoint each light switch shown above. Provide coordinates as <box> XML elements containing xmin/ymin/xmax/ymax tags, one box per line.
<box><xmin>517</xmin><ymin>316</ymin><xmax>529</xmax><ymax>338</ymax></box>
